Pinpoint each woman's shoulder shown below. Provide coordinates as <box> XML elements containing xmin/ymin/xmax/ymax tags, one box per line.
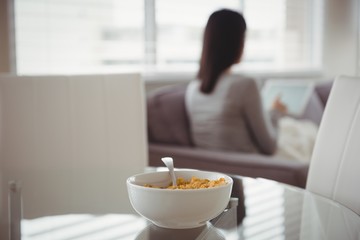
<box><xmin>225</xmin><ymin>74</ymin><xmax>259</xmax><ymax>89</ymax></box>
<box><xmin>186</xmin><ymin>79</ymin><xmax>200</xmax><ymax>95</ymax></box>
<box><xmin>186</xmin><ymin>75</ymin><xmax>259</xmax><ymax>96</ymax></box>
<box><xmin>187</xmin><ymin>79</ymin><xmax>200</xmax><ymax>87</ymax></box>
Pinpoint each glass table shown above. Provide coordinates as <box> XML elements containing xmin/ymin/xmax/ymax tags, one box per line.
<box><xmin>18</xmin><ymin>175</ymin><xmax>360</xmax><ymax>240</ymax></box>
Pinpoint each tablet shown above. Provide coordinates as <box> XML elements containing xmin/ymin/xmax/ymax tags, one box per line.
<box><xmin>261</xmin><ymin>79</ymin><xmax>314</xmax><ymax>116</ymax></box>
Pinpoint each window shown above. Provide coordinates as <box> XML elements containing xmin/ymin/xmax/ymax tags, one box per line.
<box><xmin>155</xmin><ymin>0</ymin><xmax>241</xmax><ymax>71</ymax></box>
<box><xmin>15</xmin><ymin>0</ymin><xmax>144</xmax><ymax>74</ymax></box>
<box><xmin>241</xmin><ymin>0</ymin><xmax>316</xmax><ymax>71</ymax></box>
<box><xmin>14</xmin><ymin>0</ymin><xmax>320</xmax><ymax>75</ymax></box>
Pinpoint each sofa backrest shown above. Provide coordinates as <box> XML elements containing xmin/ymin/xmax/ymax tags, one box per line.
<box><xmin>291</xmin><ymin>80</ymin><xmax>332</xmax><ymax>126</ymax></box>
<box><xmin>147</xmin><ymin>84</ymin><xmax>193</xmax><ymax>146</ymax></box>
<box><xmin>146</xmin><ymin>79</ymin><xmax>334</xmax><ymax>146</ymax></box>
<box><xmin>314</xmin><ymin>80</ymin><xmax>333</xmax><ymax>107</ymax></box>
<box><xmin>300</xmin><ymin>90</ymin><xmax>325</xmax><ymax>126</ymax></box>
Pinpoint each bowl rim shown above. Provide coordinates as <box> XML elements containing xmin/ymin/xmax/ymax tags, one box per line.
<box><xmin>126</xmin><ymin>169</ymin><xmax>233</xmax><ymax>192</ymax></box>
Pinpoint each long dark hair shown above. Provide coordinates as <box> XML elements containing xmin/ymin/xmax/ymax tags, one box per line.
<box><xmin>197</xmin><ymin>9</ymin><xmax>247</xmax><ymax>94</ymax></box>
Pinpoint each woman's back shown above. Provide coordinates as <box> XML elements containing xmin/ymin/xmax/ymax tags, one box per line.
<box><xmin>186</xmin><ymin>75</ymin><xmax>278</xmax><ymax>154</ymax></box>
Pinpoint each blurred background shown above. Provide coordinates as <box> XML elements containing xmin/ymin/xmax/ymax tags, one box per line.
<box><xmin>0</xmin><ymin>0</ymin><xmax>359</xmax><ymax>79</ymax></box>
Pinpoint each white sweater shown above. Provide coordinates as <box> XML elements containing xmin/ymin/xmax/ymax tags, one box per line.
<box><xmin>185</xmin><ymin>74</ymin><xmax>278</xmax><ymax>154</ymax></box>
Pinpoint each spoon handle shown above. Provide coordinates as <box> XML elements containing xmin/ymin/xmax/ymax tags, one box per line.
<box><xmin>161</xmin><ymin>157</ymin><xmax>177</xmax><ymax>187</ymax></box>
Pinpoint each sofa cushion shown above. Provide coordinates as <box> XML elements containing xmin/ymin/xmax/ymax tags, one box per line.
<box><xmin>300</xmin><ymin>91</ymin><xmax>324</xmax><ymax>126</ymax></box>
<box><xmin>315</xmin><ymin>80</ymin><xmax>333</xmax><ymax>107</ymax></box>
<box><xmin>147</xmin><ymin>84</ymin><xmax>193</xmax><ymax>146</ymax></box>
<box><xmin>298</xmin><ymin>80</ymin><xmax>334</xmax><ymax>126</ymax></box>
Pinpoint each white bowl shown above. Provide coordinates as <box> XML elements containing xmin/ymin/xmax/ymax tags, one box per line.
<box><xmin>126</xmin><ymin>169</ymin><xmax>233</xmax><ymax>229</ymax></box>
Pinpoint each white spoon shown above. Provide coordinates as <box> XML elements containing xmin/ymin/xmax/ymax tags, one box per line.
<box><xmin>161</xmin><ymin>157</ymin><xmax>177</xmax><ymax>187</ymax></box>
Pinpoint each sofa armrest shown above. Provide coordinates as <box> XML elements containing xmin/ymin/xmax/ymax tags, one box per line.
<box><xmin>148</xmin><ymin>143</ymin><xmax>308</xmax><ymax>188</ymax></box>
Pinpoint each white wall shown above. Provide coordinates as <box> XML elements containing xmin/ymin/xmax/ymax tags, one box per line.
<box><xmin>322</xmin><ymin>0</ymin><xmax>360</xmax><ymax>78</ymax></box>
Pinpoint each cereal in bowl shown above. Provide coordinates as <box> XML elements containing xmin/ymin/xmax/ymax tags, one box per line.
<box><xmin>145</xmin><ymin>176</ymin><xmax>227</xmax><ymax>189</ymax></box>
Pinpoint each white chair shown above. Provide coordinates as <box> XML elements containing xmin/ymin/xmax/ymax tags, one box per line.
<box><xmin>306</xmin><ymin>75</ymin><xmax>360</xmax><ymax>215</ymax></box>
<box><xmin>0</xmin><ymin>73</ymin><xmax>148</xmax><ymax>239</ymax></box>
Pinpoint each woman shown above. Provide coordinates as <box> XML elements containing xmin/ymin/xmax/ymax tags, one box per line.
<box><xmin>185</xmin><ymin>9</ymin><xmax>287</xmax><ymax>155</ymax></box>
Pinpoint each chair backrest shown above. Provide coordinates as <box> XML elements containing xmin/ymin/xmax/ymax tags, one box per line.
<box><xmin>0</xmin><ymin>74</ymin><xmax>148</xmax><ymax>238</ymax></box>
<box><xmin>306</xmin><ymin>75</ymin><xmax>360</xmax><ymax>215</ymax></box>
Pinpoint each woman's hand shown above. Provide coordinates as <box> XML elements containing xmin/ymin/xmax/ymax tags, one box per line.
<box><xmin>271</xmin><ymin>95</ymin><xmax>288</xmax><ymax>114</ymax></box>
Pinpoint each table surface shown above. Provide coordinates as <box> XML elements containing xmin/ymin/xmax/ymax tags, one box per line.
<box><xmin>20</xmin><ymin>176</ymin><xmax>360</xmax><ymax>240</ymax></box>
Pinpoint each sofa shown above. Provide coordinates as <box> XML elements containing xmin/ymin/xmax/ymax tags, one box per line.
<box><xmin>146</xmin><ymin>79</ymin><xmax>333</xmax><ymax>188</ymax></box>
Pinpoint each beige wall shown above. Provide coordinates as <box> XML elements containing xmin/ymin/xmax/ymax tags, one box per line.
<box><xmin>0</xmin><ymin>0</ymin><xmax>11</xmax><ymax>73</ymax></box>
<box><xmin>0</xmin><ymin>1</ymin><xmax>5</xmax><ymax>235</ymax></box>
<box><xmin>322</xmin><ymin>0</ymin><xmax>360</xmax><ymax>78</ymax></box>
